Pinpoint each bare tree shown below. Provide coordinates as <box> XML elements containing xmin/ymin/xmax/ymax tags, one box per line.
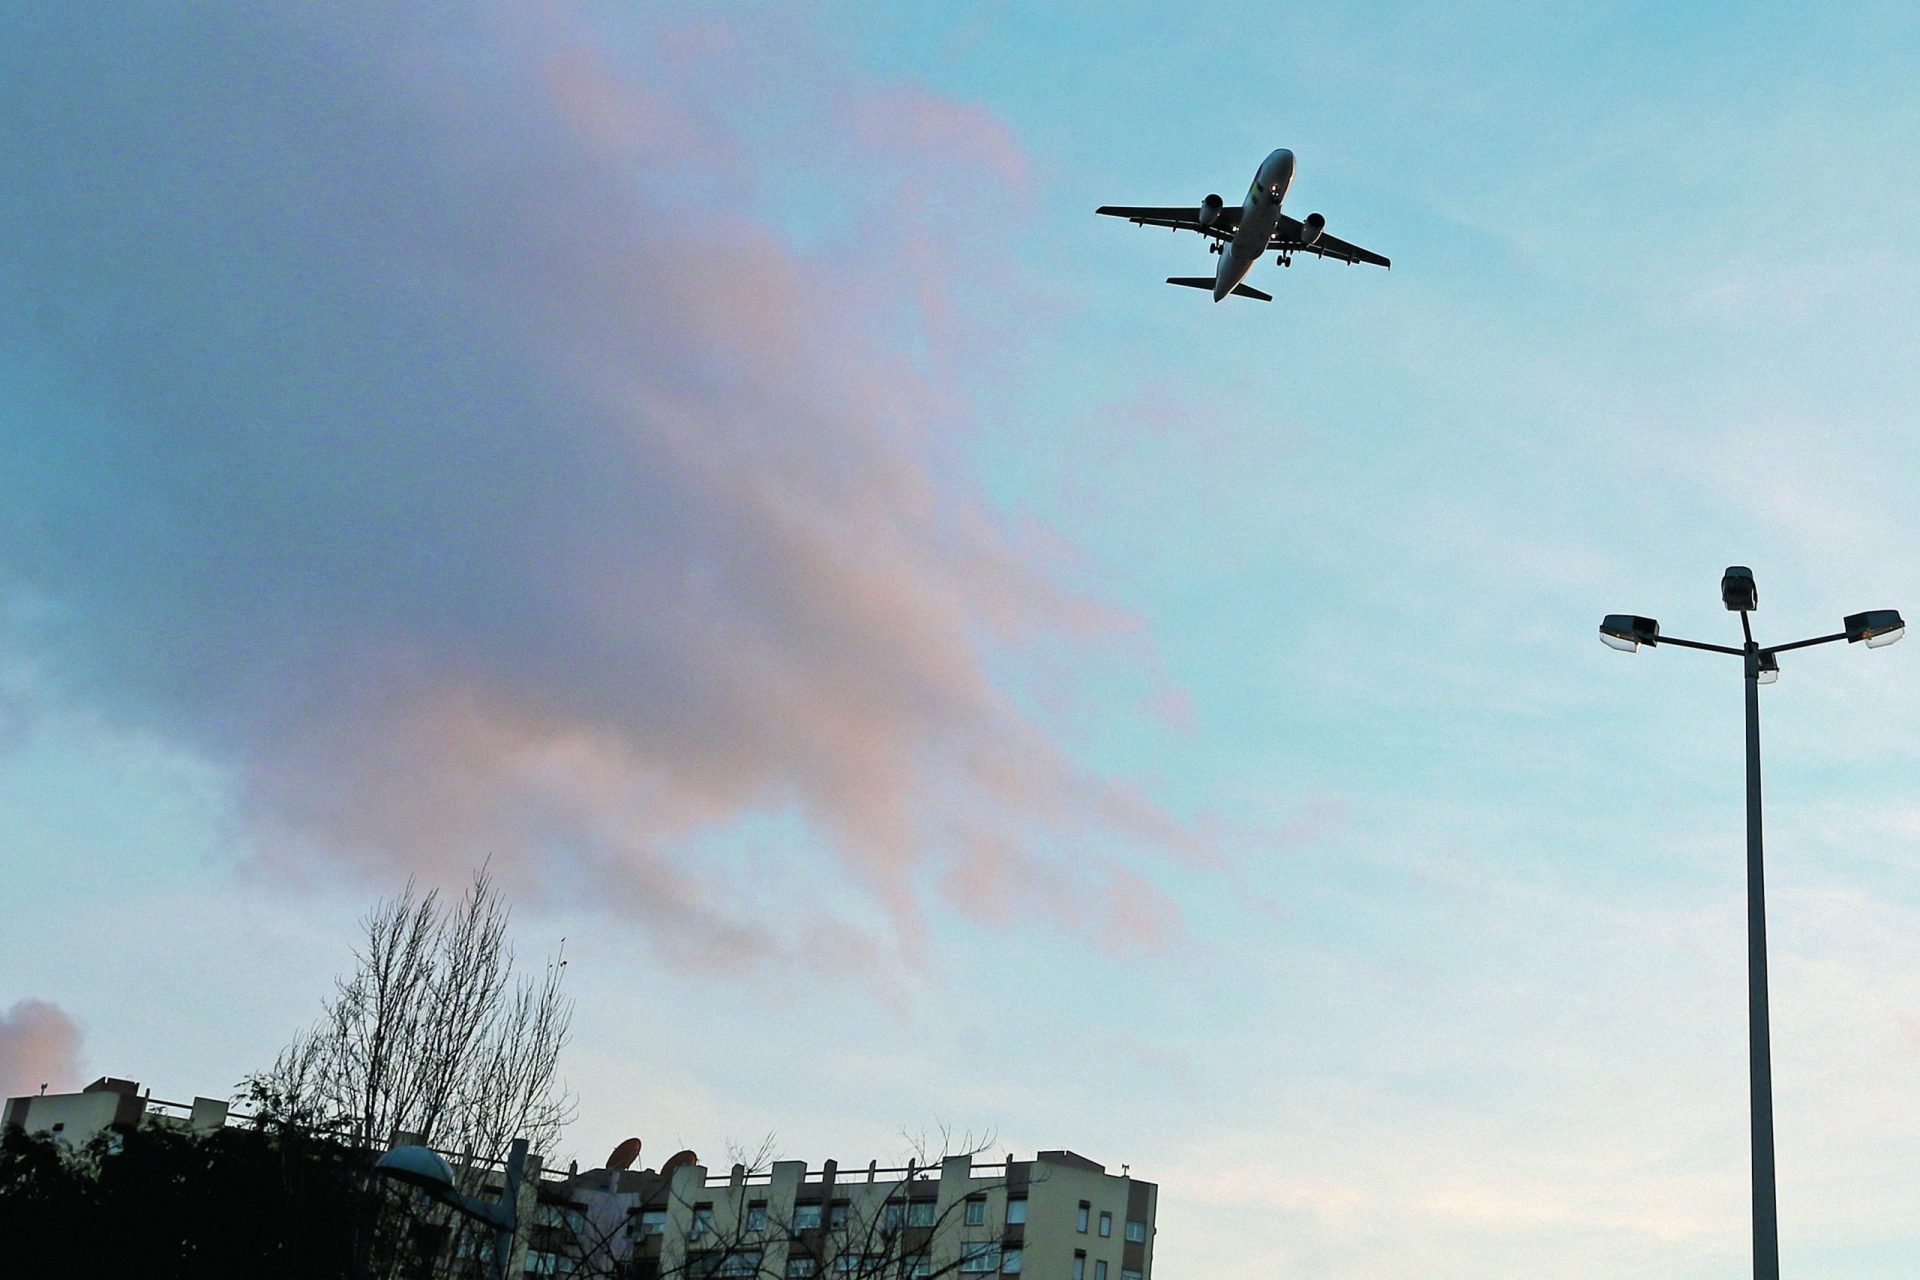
<box><xmin>245</xmin><ymin>868</ymin><xmax>575</xmax><ymax>1277</ymax></box>
<box><xmin>725</xmin><ymin>1134</ymin><xmax>782</xmax><ymax>1179</ymax></box>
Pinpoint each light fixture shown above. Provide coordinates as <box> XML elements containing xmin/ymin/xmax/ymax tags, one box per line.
<box><xmin>376</xmin><ymin>1139</ymin><xmax>528</xmax><ymax>1280</ymax></box>
<box><xmin>1844</xmin><ymin>609</ymin><xmax>1905</xmax><ymax>648</ymax></box>
<box><xmin>1599</xmin><ymin>614</ymin><xmax>1660</xmax><ymax>652</ymax></box>
<box><xmin>1722</xmin><ymin>566</ymin><xmax>1758</xmax><ymax>612</ymax></box>
<box><xmin>374</xmin><ymin>1145</ymin><xmax>456</xmax><ymax>1194</ymax></box>
<box><xmin>1597</xmin><ymin>567</ymin><xmax>1903</xmax><ymax>1280</ymax></box>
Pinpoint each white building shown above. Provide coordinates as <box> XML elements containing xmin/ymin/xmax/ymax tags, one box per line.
<box><xmin>549</xmin><ymin>1148</ymin><xmax>1156</xmax><ymax>1280</ymax></box>
<box><xmin>1</xmin><ymin>1075</ymin><xmax>232</xmax><ymax>1146</ymax></box>
<box><xmin>4</xmin><ymin>1075</ymin><xmax>557</xmax><ymax>1278</ymax></box>
<box><xmin>6</xmin><ymin>1081</ymin><xmax>1159</xmax><ymax>1280</ymax></box>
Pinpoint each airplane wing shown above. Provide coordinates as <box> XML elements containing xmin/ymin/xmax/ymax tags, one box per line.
<box><xmin>1096</xmin><ymin>205</ymin><xmax>1239</xmax><ymax>239</ymax></box>
<box><xmin>1272</xmin><ymin>215</ymin><xmax>1390</xmax><ymax>268</ymax></box>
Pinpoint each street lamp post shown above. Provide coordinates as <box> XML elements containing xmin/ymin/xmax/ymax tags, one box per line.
<box><xmin>376</xmin><ymin>1137</ymin><xmax>530</xmax><ymax>1280</ymax></box>
<box><xmin>1599</xmin><ymin>568</ymin><xmax>1903</xmax><ymax>1280</ymax></box>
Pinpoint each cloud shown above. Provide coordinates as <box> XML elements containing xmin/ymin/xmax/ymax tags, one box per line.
<box><xmin>848</xmin><ymin>85</ymin><xmax>1031</xmax><ymax>191</ymax></box>
<box><xmin>0</xmin><ymin>999</ymin><xmax>82</xmax><ymax>1100</ymax></box>
<box><xmin>0</xmin><ymin>3</ymin><xmax>1193</xmax><ymax>966</ymax></box>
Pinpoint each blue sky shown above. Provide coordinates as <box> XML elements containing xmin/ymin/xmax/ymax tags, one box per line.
<box><xmin>5</xmin><ymin>3</ymin><xmax>1920</xmax><ymax>1277</ymax></box>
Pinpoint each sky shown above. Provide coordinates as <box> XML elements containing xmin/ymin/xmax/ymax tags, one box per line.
<box><xmin>4</xmin><ymin>2</ymin><xmax>1920</xmax><ymax>1276</ymax></box>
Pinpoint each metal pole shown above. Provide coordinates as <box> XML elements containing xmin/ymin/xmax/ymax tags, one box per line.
<box><xmin>1744</xmin><ymin>640</ymin><xmax>1780</xmax><ymax>1280</ymax></box>
<box><xmin>493</xmin><ymin>1138</ymin><xmax>528</xmax><ymax>1280</ymax></box>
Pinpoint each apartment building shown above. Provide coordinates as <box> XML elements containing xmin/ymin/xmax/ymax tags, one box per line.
<box><xmin>4</xmin><ymin>1075</ymin><xmax>556</xmax><ymax>1278</ymax></box>
<box><xmin>553</xmin><ymin>1148</ymin><xmax>1156</xmax><ymax>1280</ymax></box>
<box><xmin>5</xmin><ymin>1080</ymin><xmax>1158</xmax><ymax>1280</ymax></box>
<box><xmin>1</xmin><ymin>1075</ymin><xmax>234</xmax><ymax>1146</ymax></box>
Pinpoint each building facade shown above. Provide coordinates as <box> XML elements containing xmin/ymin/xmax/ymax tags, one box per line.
<box><xmin>1</xmin><ymin>1075</ymin><xmax>233</xmax><ymax>1146</ymax></box>
<box><xmin>552</xmin><ymin>1149</ymin><xmax>1156</xmax><ymax>1280</ymax></box>
<box><xmin>5</xmin><ymin>1080</ymin><xmax>1158</xmax><ymax>1280</ymax></box>
<box><xmin>4</xmin><ymin>1075</ymin><xmax>554</xmax><ymax>1278</ymax></box>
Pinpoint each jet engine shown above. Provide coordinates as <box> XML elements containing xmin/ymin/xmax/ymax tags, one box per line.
<box><xmin>1196</xmin><ymin>193</ymin><xmax>1225</xmax><ymax>228</ymax></box>
<box><xmin>1299</xmin><ymin>212</ymin><xmax>1326</xmax><ymax>246</ymax></box>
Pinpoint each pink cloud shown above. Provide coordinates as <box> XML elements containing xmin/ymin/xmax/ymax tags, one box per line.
<box><xmin>1096</xmin><ymin>867</ymin><xmax>1184</xmax><ymax>955</ymax></box>
<box><xmin>0</xmin><ymin>1000</ymin><xmax>82</xmax><ymax>1100</ymax></box>
<box><xmin>0</xmin><ymin>3</ymin><xmax>1203</xmax><ymax>970</ymax></box>
<box><xmin>848</xmin><ymin>84</ymin><xmax>1032</xmax><ymax>191</ymax></box>
<box><xmin>1271</xmin><ymin>796</ymin><xmax>1349</xmax><ymax>849</ymax></box>
<box><xmin>541</xmin><ymin>43</ymin><xmax>717</xmax><ymax>172</ymax></box>
<box><xmin>1145</xmin><ymin>684</ymin><xmax>1200</xmax><ymax>734</ymax></box>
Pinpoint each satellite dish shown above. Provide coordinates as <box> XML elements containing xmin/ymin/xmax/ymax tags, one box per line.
<box><xmin>607</xmin><ymin>1137</ymin><xmax>642</xmax><ymax>1171</ymax></box>
<box><xmin>659</xmin><ymin>1149</ymin><xmax>700</xmax><ymax>1179</ymax></box>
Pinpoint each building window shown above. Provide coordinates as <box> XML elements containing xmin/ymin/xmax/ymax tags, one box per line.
<box><xmin>1123</xmin><ymin>1271</ymin><xmax>1142</xmax><ymax>1280</ymax></box>
<box><xmin>748</xmin><ymin>1203</ymin><xmax>768</xmax><ymax>1232</ymax></box>
<box><xmin>793</xmin><ymin>1204</ymin><xmax>823</xmax><ymax>1232</ymax></box>
<box><xmin>636</xmin><ymin>1210</ymin><xmax>668</xmax><ymax>1236</ymax></box>
<box><xmin>1098</xmin><ymin>1213</ymin><xmax>1111</xmax><ymax>1238</ymax></box>
<box><xmin>1095</xmin><ymin>1263</ymin><xmax>1107</xmax><ymax>1280</ymax></box>
<box><xmin>885</xmin><ymin>1201</ymin><xmax>936</xmax><ymax>1230</ymax></box>
<box><xmin>834</xmin><ymin>1255</ymin><xmax>862</xmax><ymax>1274</ymax></box>
<box><xmin>1123</xmin><ymin>1221</ymin><xmax>1146</xmax><ymax>1244</ymax></box>
<box><xmin>719</xmin><ymin>1252</ymin><xmax>763</xmax><ymax>1277</ymax></box>
<box><xmin>1072</xmin><ymin>1253</ymin><xmax>1085</xmax><ymax>1280</ymax></box>
<box><xmin>692</xmin><ymin>1207</ymin><xmax>715</xmax><ymax>1239</ymax></box>
<box><xmin>1005</xmin><ymin>1199</ymin><xmax>1027</xmax><ymax>1226</ymax></box>
<box><xmin>965</xmin><ymin>1198</ymin><xmax>988</xmax><ymax>1227</ymax></box>
<box><xmin>830</xmin><ymin>1201</ymin><xmax>850</xmax><ymax>1230</ymax></box>
<box><xmin>1001</xmin><ymin>1249</ymin><xmax>1024</xmax><ymax>1275</ymax></box>
<box><xmin>1075</xmin><ymin>1203</ymin><xmax>1090</xmax><ymax>1233</ymax></box>
<box><xmin>788</xmin><ymin>1260</ymin><xmax>817</xmax><ymax>1279</ymax></box>
<box><xmin>960</xmin><ymin>1244</ymin><xmax>1001</xmax><ymax>1273</ymax></box>
<box><xmin>903</xmin><ymin>1255</ymin><xmax>930</xmax><ymax>1279</ymax></box>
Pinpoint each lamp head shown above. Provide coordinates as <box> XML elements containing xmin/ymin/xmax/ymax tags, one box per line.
<box><xmin>1600</xmin><ymin>614</ymin><xmax>1660</xmax><ymax>653</ymax></box>
<box><xmin>1721</xmin><ymin>566</ymin><xmax>1758</xmax><ymax>612</ymax></box>
<box><xmin>1844</xmin><ymin>609</ymin><xmax>1905</xmax><ymax>648</ymax></box>
<box><xmin>1756</xmin><ymin>652</ymin><xmax>1780</xmax><ymax>684</ymax></box>
<box><xmin>375</xmin><ymin>1145</ymin><xmax>456</xmax><ymax>1194</ymax></box>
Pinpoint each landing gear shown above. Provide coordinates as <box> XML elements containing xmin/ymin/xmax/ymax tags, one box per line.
<box><xmin>1277</xmin><ymin>251</ymin><xmax>1293</xmax><ymax>268</ymax></box>
<box><xmin>1209</xmin><ymin>241</ymin><xmax>1224</xmax><ymax>256</ymax></box>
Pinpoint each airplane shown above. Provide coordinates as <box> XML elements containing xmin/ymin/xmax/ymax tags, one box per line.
<box><xmin>1097</xmin><ymin>149</ymin><xmax>1389</xmax><ymax>301</ymax></box>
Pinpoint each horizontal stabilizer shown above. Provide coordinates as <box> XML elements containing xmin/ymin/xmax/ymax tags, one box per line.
<box><xmin>1164</xmin><ymin>276</ymin><xmax>1272</xmax><ymax>302</ymax></box>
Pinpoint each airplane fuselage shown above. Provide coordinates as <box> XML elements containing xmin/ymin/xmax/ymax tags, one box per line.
<box><xmin>1214</xmin><ymin>148</ymin><xmax>1294</xmax><ymax>300</ymax></box>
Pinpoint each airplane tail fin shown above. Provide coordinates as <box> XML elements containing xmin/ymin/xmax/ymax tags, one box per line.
<box><xmin>1165</xmin><ymin>276</ymin><xmax>1272</xmax><ymax>302</ymax></box>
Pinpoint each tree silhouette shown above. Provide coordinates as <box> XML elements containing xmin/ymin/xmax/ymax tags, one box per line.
<box><xmin>245</xmin><ymin>867</ymin><xmax>574</xmax><ymax>1277</ymax></box>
